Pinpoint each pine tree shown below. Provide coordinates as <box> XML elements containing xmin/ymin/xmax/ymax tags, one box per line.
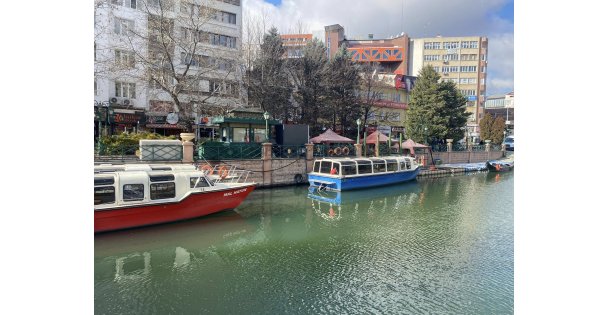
<box><xmin>325</xmin><ymin>44</ymin><xmax>361</xmax><ymax>135</ymax></box>
<box><xmin>406</xmin><ymin>65</ymin><xmax>447</xmax><ymax>144</ymax></box>
<box><xmin>247</xmin><ymin>27</ymin><xmax>293</xmax><ymax>120</ymax></box>
<box><xmin>438</xmin><ymin>81</ymin><xmax>471</xmax><ymax>141</ymax></box>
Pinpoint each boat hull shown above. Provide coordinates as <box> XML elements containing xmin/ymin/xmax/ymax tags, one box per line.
<box><xmin>308</xmin><ymin>168</ymin><xmax>420</xmax><ymax>191</ymax></box>
<box><xmin>94</xmin><ymin>184</ymin><xmax>255</xmax><ymax>233</ymax></box>
<box><xmin>486</xmin><ymin>161</ymin><xmax>514</xmax><ymax>172</ymax></box>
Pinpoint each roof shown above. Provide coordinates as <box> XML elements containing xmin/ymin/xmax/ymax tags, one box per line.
<box><xmin>365</xmin><ymin>130</ymin><xmax>390</xmax><ymax>144</ymax></box>
<box><xmin>310</xmin><ymin>129</ymin><xmax>355</xmax><ymax>144</ymax></box>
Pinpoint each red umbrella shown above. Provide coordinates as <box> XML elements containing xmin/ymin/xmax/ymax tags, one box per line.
<box><xmin>365</xmin><ymin>130</ymin><xmax>390</xmax><ymax>144</ymax></box>
<box><xmin>309</xmin><ymin>129</ymin><xmax>355</xmax><ymax>144</ymax></box>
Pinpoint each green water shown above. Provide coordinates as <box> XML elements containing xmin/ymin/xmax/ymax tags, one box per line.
<box><xmin>94</xmin><ymin>171</ymin><xmax>514</xmax><ymax>314</ymax></box>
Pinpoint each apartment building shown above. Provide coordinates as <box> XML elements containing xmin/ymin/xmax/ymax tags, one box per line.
<box><xmin>409</xmin><ymin>36</ymin><xmax>489</xmax><ymax>140</ymax></box>
<box><xmin>94</xmin><ymin>0</ymin><xmax>243</xmax><ymax>137</ymax></box>
<box><xmin>324</xmin><ymin>24</ymin><xmax>412</xmax><ymax>135</ymax></box>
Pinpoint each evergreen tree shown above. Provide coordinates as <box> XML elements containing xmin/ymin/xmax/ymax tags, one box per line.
<box><xmin>406</xmin><ymin>65</ymin><xmax>447</xmax><ymax>144</ymax></box>
<box><xmin>247</xmin><ymin>27</ymin><xmax>293</xmax><ymax>120</ymax></box>
<box><xmin>286</xmin><ymin>38</ymin><xmax>329</xmax><ymax>133</ymax></box>
<box><xmin>437</xmin><ymin>80</ymin><xmax>471</xmax><ymax>141</ymax></box>
<box><xmin>325</xmin><ymin>44</ymin><xmax>361</xmax><ymax>135</ymax></box>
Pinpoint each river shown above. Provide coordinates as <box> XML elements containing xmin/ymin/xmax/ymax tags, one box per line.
<box><xmin>95</xmin><ymin>171</ymin><xmax>513</xmax><ymax>314</ymax></box>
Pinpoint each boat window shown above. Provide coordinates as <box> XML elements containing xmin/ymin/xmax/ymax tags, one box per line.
<box><xmin>150</xmin><ymin>182</ymin><xmax>176</xmax><ymax>200</ymax></box>
<box><xmin>123</xmin><ymin>184</ymin><xmax>144</xmax><ymax>201</ymax></box>
<box><xmin>399</xmin><ymin>161</ymin><xmax>406</xmax><ymax>170</ymax></box>
<box><xmin>320</xmin><ymin>161</ymin><xmax>332</xmax><ymax>174</ymax></box>
<box><xmin>94</xmin><ymin>177</ymin><xmax>114</xmax><ymax>186</ymax></box>
<box><xmin>405</xmin><ymin>159</ymin><xmax>411</xmax><ymax>169</ymax></box>
<box><xmin>149</xmin><ymin>174</ymin><xmax>175</xmax><ymax>182</ymax></box>
<box><xmin>386</xmin><ymin>159</ymin><xmax>398</xmax><ymax>171</ymax></box>
<box><xmin>190</xmin><ymin>177</ymin><xmax>210</xmax><ymax>188</ymax></box>
<box><xmin>341</xmin><ymin>164</ymin><xmax>357</xmax><ymax>175</ymax></box>
<box><xmin>314</xmin><ymin>161</ymin><xmax>321</xmax><ymax>173</ymax></box>
<box><xmin>94</xmin><ymin>186</ymin><xmax>115</xmax><ymax>205</ymax></box>
<box><xmin>150</xmin><ymin>166</ymin><xmax>171</xmax><ymax>171</ymax></box>
<box><xmin>358</xmin><ymin>163</ymin><xmax>372</xmax><ymax>174</ymax></box>
<box><xmin>373</xmin><ymin>161</ymin><xmax>386</xmax><ymax>173</ymax></box>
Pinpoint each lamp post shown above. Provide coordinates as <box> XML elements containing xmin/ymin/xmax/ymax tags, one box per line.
<box><xmin>424</xmin><ymin>126</ymin><xmax>428</xmax><ymax>145</ymax></box>
<box><xmin>263</xmin><ymin>111</ymin><xmax>270</xmax><ymax>142</ymax></box>
<box><xmin>503</xmin><ymin>130</ymin><xmax>507</xmax><ymax>143</ymax></box>
<box><xmin>356</xmin><ymin>118</ymin><xmax>361</xmax><ymax>144</ymax></box>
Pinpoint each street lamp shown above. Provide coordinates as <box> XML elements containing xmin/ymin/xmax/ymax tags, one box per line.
<box><xmin>356</xmin><ymin>118</ymin><xmax>361</xmax><ymax>144</ymax></box>
<box><xmin>503</xmin><ymin>130</ymin><xmax>507</xmax><ymax>143</ymax></box>
<box><xmin>424</xmin><ymin>126</ymin><xmax>428</xmax><ymax>145</ymax></box>
<box><xmin>263</xmin><ymin>111</ymin><xmax>270</xmax><ymax>142</ymax></box>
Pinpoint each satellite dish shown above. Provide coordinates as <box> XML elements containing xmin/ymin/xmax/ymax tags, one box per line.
<box><xmin>166</xmin><ymin>113</ymin><xmax>179</xmax><ymax>124</ymax></box>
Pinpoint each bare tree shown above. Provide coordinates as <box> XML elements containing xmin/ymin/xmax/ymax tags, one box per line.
<box><xmin>95</xmin><ymin>0</ymin><xmax>242</xmax><ymax>132</ymax></box>
<box><xmin>358</xmin><ymin>62</ymin><xmax>384</xmax><ymax>130</ymax></box>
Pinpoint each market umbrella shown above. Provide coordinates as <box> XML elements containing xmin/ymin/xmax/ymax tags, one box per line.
<box><xmin>309</xmin><ymin>129</ymin><xmax>355</xmax><ymax>144</ymax></box>
<box><xmin>365</xmin><ymin>130</ymin><xmax>390</xmax><ymax>144</ymax></box>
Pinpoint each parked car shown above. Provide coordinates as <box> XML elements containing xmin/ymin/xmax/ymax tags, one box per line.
<box><xmin>503</xmin><ymin>136</ymin><xmax>514</xmax><ymax>151</ymax></box>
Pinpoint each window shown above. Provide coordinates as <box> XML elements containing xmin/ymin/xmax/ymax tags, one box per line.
<box><xmin>470</xmin><ymin>41</ymin><xmax>478</xmax><ymax>48</ymax></box>
<box><xmin>180</xmin><ymin>52</ymin><xmax>208</xmax><ymax>67</ymax></box>
<box><xmin>481</xmin><ymin>66</ymin><xmax>486</xmax><ymax>73</ymax></box>
<box><xmin>460</xmin><ymin>78</ymin><xmax>477</xmax><ymax>84</ymax></box>
<box><xmin>314</xmin><ymin>161</ymin><xmax>321</xmax><ymax>173</ymax></box>
<box><xmin>115</xmin><ymin>50</ymin><xmax>135</xmax><ymax>67</ymax></box>
<box><xmin>432</xmin><ymin>42</ymin><xmax>441</xmax><ymax>49</ymax></box>
<box><xmin>405</xmin><ymin>159</ymin><xmax>411</xmax><ymax>169</ymax></box>
<box><xmin>461</xmin><ymin>41</ymin><xmax>470</xmax><ymax>49</ymax></box>
<box><xmin>341</xmin><ymin>162</ymin><xmax>357</xmax><ymax>175</ymax></box>
<box><xmin>424</xmin><ymin>54</ymin><xmax>440</xmax><ymax>61</ymax></box>
<box><xmin>320</xmin><ymin>161</ymin><xmax>332</xmax><ymax>174</ymax></box>
<box><xmin>94</xmin><ymin>79</ymin><xmax>98</xmax><ymax>96</ymax></box>
<box><xmin>123</xmin><ymin>184</ymin><xmax>144</xmax><ymax>201</ymax></box>
<box><xmin>399</xmin><ymin>161</ymin><xmax>405</xmax><ymax>170</ymax></box>
<box><xmin>209</xmin><ymin>33</ymin><xmax>237</xmax><ymax>48</ymax></box>
<box><xmin>357</xmin><ymin>160</ymin><xmax>372</xmax><ymax>174</ymax></box>
<box><xmin>253</xmin><ymin>128</ymin><xmax>266</xmax><ymax>142</ymax></box>
<box><xmin>386</xmin><ymin>160</ymin><xmax>398</xmax><ymax>172</ymax></box>
<box><xmin>433</xmin><ymin>66</ymin><xmax>440</xmax><ymax>72</ymax></box>
<box><xmin>372</xmin><ymin>161</ymin><xmax>386</xmax><ymax>173</ymax></box>
<box><xmin>111</xmin><ymin>0</ymin><xmax>137</xmax><ymax>9</ymax></box>
<box><xmin>180</xmin><ymin>2</ymin><xmax>201</xmax><ymax>15</ymax></box>
<box><xmin>150</xmin><ymin>182</ymin><xmax>175</xmax><ymax>200</ymax></box>
<box><xmin>94</xmin><ymin>186</ymin><xmax>115</xmax><ymax>205</ymax></box>
<box><xmin>190</xmin><ymin>177</ymin><xmax>211</xmax><ymax>188</ymax></box>
<box><xmin>460</xmin><ymin>66</ymin><xmax>477</xmax><ymax>72</ymax></box>
<box><xmin>481</xmin><ymin>54</ymin><xmax>486</xmax><ymax>61</ymax></box>
<box><xmin>221</xmin><ymin>0</ymin><xmax>240</xmax><ymax>6</ymax></box>
<box><xmin>233</xmin><ymin>127</ymin><xmax>248</xmax><ymax>142</ymax></box>
<box><xmin>443</xmin><ymin>54</ymin><xmax>459</xmax><ymax>61</ymax></box>
<box><xmin>115</xmin><ymin>82</ymin><xmax>136</xmax><ymax>98</ymax></box>
<box><xmin>215</xmin><ymin>11</ymin><xmax>237</xmax><ymax>24</ymax></box>
<box><xmin>114</xmin><ymin>18</ymin><xmax>134</xmax><ymax>35</ymax></box>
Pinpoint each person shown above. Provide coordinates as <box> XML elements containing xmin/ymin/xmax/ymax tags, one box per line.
<box><xmin>330</xmin><ymin>167</ymin><xmax>337</xmax><ymax>175</ymax></box>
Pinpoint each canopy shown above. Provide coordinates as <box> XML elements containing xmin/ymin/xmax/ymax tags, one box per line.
<box><xmin>365</xmin><ymin>130</ymin><xmax>390</xmax><ymax>144</ymax></box>
<box><xmin>399</xmin><ymin>139</ymin><xmax>428</xmax><ymax>149</ymax></box>
<box><xmin>309</xmin><ymin>129</ymin><xmax>355</xmax><ymax>144</ymax></box>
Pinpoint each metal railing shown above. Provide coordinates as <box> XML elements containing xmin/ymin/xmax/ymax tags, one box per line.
<box><xmin>195</xmin><ymin>142</ymin><xmax>262</xmax><ymax>161</ymax></box>
<box><xmin>272</xmin><ymin>145</ymin><xmax>306</xmax><ymax>159</ymax></box>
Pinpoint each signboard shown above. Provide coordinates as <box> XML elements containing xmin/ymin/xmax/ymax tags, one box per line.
<box><xmin>166</xmin><ymin>113</ymin><xmax>179</xmax><ymax>124</ymax></box>
<box><xmin>394</xmin><ymin>75</ymin><xmax>417</xmax><ymax>91</ymax></box>
<box><xmin>467</xmin><ymin>95</ymin><xmax>477</xmax><ymax>101</ymax></box>
<box><xmin>109</xmin><ymin>111</ymin><xmax>145</xmax><ymax>124</ymax></box>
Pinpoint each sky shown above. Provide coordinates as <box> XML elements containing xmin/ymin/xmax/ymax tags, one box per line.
<box><xmin>244</xmin><ymin>0</ymin><xmax>514</xmax><ymax>96</ymax></box>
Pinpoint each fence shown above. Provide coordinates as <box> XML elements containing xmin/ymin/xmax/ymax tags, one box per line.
<box><xmin>195</xmin><ymin>142</ymin><xmax>262</xmax><ymax>161</ymax></box>
<box><xmin>313</xmin><ymin>143</ymin><xmax>356</xmax><ymax>158</ymax></box>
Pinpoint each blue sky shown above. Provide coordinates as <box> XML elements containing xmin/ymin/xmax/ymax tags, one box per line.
<box><xmin>245</xmin><ymin>0</ymin><xmax>514</xmax><ymax>96</ymax></box>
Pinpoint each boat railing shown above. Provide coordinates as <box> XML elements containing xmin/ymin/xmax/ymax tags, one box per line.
<box><xmin>206</xmin><ymin>164</ymin><xmax>253</xmax><ymax>185</ymax></box>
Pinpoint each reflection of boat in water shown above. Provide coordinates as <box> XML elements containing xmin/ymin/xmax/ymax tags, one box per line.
<box><xmin>307</xmin><ymin>181</ymin><xmax>422</xmax><ymax>220</ymax></box>
<box><xmin>308</xmin><ymin>157</ymin><xmax>420</xmax><ymax>191</ymax></box>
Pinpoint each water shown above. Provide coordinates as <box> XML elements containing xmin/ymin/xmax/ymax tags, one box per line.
<box><xmin>95</xmin><ymin>171</ymin><xmax>514</xmax><ymax>314</ymax></box>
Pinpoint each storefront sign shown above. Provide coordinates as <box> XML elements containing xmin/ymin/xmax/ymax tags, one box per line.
<box><xmin>110</xmin><ymin>112</ymin><xmax>145</xmax><ymax>124</ymax></box>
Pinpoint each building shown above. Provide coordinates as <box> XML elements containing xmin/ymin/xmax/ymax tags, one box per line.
<box><xmin>484</xmin><ymin>91</ymin><xmax>514</xmax><ymax>135</ymax></box>
<box><xmin>280</xmin><ymin>33</ymin><xmax>313</xmax><ymax>58</ymax></box>
<box><xmin>409</xmin><ymin>35</ymin><xmax>489</xmax><ymax>140</ymax></box>
<box><xmin>94</xmin><ymin>0</ymin><xmax>243</xmax><ymax>139</ymax></box>
<box><xmin>324</xmin><ymin>24</ymin><xmax>412</xmax><ymax>136</ymax></box>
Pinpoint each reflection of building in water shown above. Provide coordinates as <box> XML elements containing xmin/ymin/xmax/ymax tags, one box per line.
<box><xmin>114</xmin><ymin>252</ymin><xmax>151</xmax><ymax>281</ymax></box>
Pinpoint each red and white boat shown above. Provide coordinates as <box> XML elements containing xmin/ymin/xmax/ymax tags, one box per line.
<box><xmin>94</xmin><ymin>164</ymin><xmax>256</xmax><ymax>233</ymax></box>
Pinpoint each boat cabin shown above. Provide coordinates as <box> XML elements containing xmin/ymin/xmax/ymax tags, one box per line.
<box><xmin>94</xmin><ymin>169</ymin><xmax>213</xmax><ymax>208</ymax></box>
<box><xmin>312</xmin><ymin>157</ymin><xmax>414</xmax><ymax>177</ymax></box>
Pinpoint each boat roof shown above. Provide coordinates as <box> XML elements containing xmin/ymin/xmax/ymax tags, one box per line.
<box><xmin>316</xmin><ymin>156</ymin><xmax>411</xmax><ymax>163</ymax></box>
<box><xmin>94</xmin><ymin>164</ymin><xmax>196</xmax><ymax>173</ymax></box>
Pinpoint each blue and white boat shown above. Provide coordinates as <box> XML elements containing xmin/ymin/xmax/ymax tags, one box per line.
<box><xmin>307</xmin><ymin>156</ymin><xmax>420</xmax><ymax>191</ymax></box>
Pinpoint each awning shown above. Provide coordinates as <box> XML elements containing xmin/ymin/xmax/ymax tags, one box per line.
<box><xmin>146</xmin><ymin>124</ymin><xmax>187</xmax><ymax>129</ymax></box>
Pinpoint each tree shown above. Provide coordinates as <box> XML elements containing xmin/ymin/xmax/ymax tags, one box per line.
<box><xmin>286</xmin><ymin>38</ymin><xmax>329</xmax><ymax>133</ymax></box>
<box><xmin>437</xmin><ymin>80</ymin><xmax>471</xmax><ymax>141</ymax></box>
<box><xmin>358</xmin><ymin>62</ymin><xmax>384</xmax><ymax>131</ymax></box>
<box><xmin>247</xmin><ymin>27</ymin><xmax>293</xmax><ymax>120</ymax></box>
<box><xmin>406</xmin><ymin>65</ymin><xmax>445</xmax><ymax>144</ymax></box>
<box><xmin>490</xmin><ymin>116</ymin><xmax>506</xmax><ymax>144</ymax></box>
<box><xmin>325</xmin><ymin>44</ymin><xmax>361</xmax><ymax>136</ymax></box>
<box><xmin>479</xmin><ymin>114</ymin><xmax>494</xmax><ymax>142</ymax></box>
<box><xmin>95</xmin><ymin>0</ymin><xmax>243</xmax><ymax>132</ymax></box>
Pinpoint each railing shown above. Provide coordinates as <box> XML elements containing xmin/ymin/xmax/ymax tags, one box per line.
<box><xmin>195</xmin><ymin>142</ymin><xmax>262</xmax><ymax>161</ymax></box>
<box><xmin>313</xmin><ymin>143</ymin><xmax>356</xmax><ymax>158</ymax></box>
<box><xmin>272</xmin><ymin>145</ymin><xmax>306</xmax><ymax>159</ymax></box>
<box><xmin>471</xmin><ymin>145</ymin><xmax>486</xmax><ymax>152</ymax></box>
<box><xmin>140</xmin><ymin>144</ymin><xmax>182</xmax><ymax>161</ymax></box>
<box><xmin>198</xmin><ymin>164</ymin><xmax>254</xmax><ymax>185</ymax></box>
<box><xmin>95</xmin><ymin>143</ymin><xmax>140</xmax><ymax>162</ymax></box>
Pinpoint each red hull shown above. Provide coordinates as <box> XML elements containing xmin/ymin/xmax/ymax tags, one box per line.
<box><xmin>95</xmin><ymin>184</ymin><xmax>255</xmax><ymax>233</ymax></box>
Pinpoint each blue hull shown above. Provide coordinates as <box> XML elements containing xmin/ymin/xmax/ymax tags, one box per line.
<box><xmin>308</xmin><ymin>168</ymin><xmax>420</xmax><ymax>191</ymax></box>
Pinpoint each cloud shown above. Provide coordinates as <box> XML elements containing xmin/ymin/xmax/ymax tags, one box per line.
<box><xmin>243</xmin><ymin>0</ymin><xmax>514</xmax><ymax>95</ymax></box>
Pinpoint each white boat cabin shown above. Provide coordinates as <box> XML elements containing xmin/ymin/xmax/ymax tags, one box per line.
<box><xmin>311</xmin><ymin>157</ymin><xmax>418</xmax><ymax>177</ymax></box>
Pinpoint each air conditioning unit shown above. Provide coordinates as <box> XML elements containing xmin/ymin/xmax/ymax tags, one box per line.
<box><xmin>443</xmin><ymin>72</ymin><xmax>449</xmax><ymax>76</ymax></box>
<box><xmin>122</xmin><ymin>99</ymin><xmax>131</xmax><ymax>106</ymax></box>
<box><xmin>110</xmin><ymin>97</ymin><xmax>118</xmax><ymax>104</ymax></box>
